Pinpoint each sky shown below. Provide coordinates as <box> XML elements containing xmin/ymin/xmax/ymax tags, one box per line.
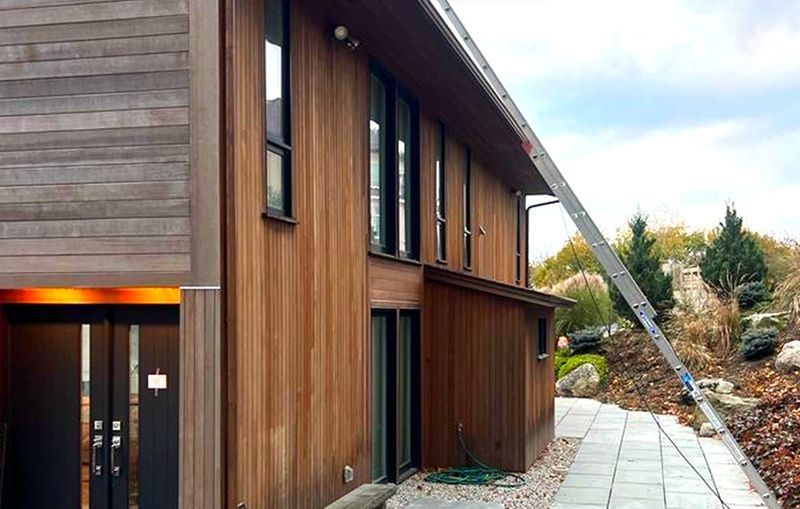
<box><xmin>447</xmin><ymin>0</ymin><xmax>800</xmax><ymax>262</ymax></box>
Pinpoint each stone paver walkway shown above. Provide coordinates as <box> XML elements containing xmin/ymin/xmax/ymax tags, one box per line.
<box><xmin>552</xmin><ymin>398</ymin><xmax>767</xmax><ymax>509</ymax></box>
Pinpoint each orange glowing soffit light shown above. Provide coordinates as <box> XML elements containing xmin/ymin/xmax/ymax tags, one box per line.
<box><xmin>0</xmin><ymin>288</ymin><xmax>181</xmax><ymax>305</ymax></box>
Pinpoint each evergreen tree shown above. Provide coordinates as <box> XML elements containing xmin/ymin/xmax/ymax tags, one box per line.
<box><xmin>610</xmin><ymin>213</ymin><xmax>674</xmax><ymax>325</ymax></box>
<box><xmin>700</xmin><ymin>205</ymin><xmax>767</xmax><ymax>295</ymax></box>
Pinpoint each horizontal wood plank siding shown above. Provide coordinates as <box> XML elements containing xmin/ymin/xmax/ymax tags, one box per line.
<box><xmin>0</xmin><ymin>0</ymin><xmax>194</xmax><ymax>284</ymax></box>
<box><xmin>368</xmin><ymin>256</ymin><xmax>423</xmax><ymax>309</ymax></box>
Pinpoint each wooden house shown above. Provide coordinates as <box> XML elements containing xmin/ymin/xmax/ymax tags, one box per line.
<box><xmin>0</xmin><ymin>0</ymin><xmax>571</xmax><ymax>507</ymax></box>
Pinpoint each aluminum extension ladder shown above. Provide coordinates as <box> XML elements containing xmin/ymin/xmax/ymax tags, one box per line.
<box><xmin>433</xmin><ymin>1</ymin><xmax>780</xmax><ymax>507</ymax></box>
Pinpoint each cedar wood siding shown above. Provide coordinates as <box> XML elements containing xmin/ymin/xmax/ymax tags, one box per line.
<box><xmin>0</xmin><ymin>0</ymin><xmax>220</xmax><ymax>287</ymax></box>
<box><xmin>422</xmin><ymin>280</ymin><xmax>555</xmax><ymax>471</ymax></box>
<box><xmin>227</xmin><ymin>0</ymin><xmax>542</xmax><ymax>507</ymax></box>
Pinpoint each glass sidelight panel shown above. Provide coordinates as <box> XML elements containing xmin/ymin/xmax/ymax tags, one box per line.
<box><xmin>129</xmin><ymin>325</ymin><xmax>140</xmax><ymax>509</ymax></box>
<box><xmin>81</xmin><ymin>324</ymin><xmax>91</xmax><ymax>509</ymax></box>
<box><xmin>371</xmin><ymin>315</ymin><xmax>388</xmax><ymax>481</ymax></box>
<box><xmin>397</xmin><ymin>315</ymin><xmax>412</xmax><ymax>469</ymax></box>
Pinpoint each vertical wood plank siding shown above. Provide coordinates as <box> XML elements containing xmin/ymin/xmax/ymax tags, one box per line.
<box><xmin>179</xmin><ymin>288</ymin><xmax>223</xmax><ymax>509</ymax></box>
<box><xmin>227</xmin><ymin>0</ymin><xmax>369</xmax><ymax>507</ymax></box>
<box><xmin>420</xmin><ymin>112</ymin><xmax>526</xmax><ymax>286</ymax></box>
<box><xmin>0</xmin><ymin>0</ymin><xmax>194</xmax><ymax>286</ymax></box>
<box><xmin>422</xmin><ymin>280</ymin><xmax>555</xmax><ymax>471</ymax></box>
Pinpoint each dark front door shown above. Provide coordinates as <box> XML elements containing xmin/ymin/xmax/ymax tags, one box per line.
<box><xmin>4</xmin><ymin>306</ymin><xmax>179</xmax><ymax>509</ymax></box>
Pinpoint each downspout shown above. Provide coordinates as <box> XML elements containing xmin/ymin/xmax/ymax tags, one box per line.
<box><xmin>524</xmin><ymin>199</ymin><xmax>560</xmax><ymax>288</ymax></box>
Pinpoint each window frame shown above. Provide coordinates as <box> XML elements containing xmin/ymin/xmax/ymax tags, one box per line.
<box><xmin>263</xmin><ymin>0</ymin><xmax>294</xmax><ymax>221</ymax></box>
<box><xmin>463</xmin><ymin>146</ymin><xmax>473</xmax><ymax>271</ymax></box>
<box><xmin>370</xmin><ymin>308</ymin><xmax>421</xmax><ymax>484</ymax></box>
<box><xmin>537</xmin><ymin>316</ymin><xmax>549</xmax><ymax>360</ymax></box>
<box><xmin>434</xmin><ymin>121</ymin><xmax>447</xmax><ymax>264</ymax></box>
<box><xmin>368</xmin><ymin>61</ymin><xmax>420</xmax><ymax>261</ymax></box>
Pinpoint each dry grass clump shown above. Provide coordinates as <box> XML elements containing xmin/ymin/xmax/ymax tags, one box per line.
<box><xmin>775</xmin><ymin>250</ymin><xmax>800</xmax><ymax>325</ymax></box>
<box><xmin>668</xmin><ymin>296</ymin><xmax>740</xmax><ymax>369</ymax></box>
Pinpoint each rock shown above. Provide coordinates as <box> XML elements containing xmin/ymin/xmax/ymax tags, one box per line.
<box><xmin>698</xmin><ymin>422</ymin><xmax>717</xmax><ymax>437</ymax></box>
<box><xmin>556</xmin><ymin>363</ymin><xmax>601</xmax><ymax>398</ymax></box>
<box><xmin>775</xmin><ymin>340</ymin><xmax>800</xmax><ymax>373</ymax></box>
<box><xmin>743</xmin><ymin>312</ymin><xmax>789</xmax><ymax>331</ymax></box>
<box><xmin>680</xmin><ymin>378</ymin><xmax>734</xmax><ymax>404</ymax></box>
<box><xmin>693</xmin><ymin>391</ymin><xmax>760</xmax><ymax>428</ymax></box>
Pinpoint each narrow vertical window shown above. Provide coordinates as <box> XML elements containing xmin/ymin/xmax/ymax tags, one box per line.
<box><xmin>80</xmin><ymin>324</ymin><xmax>91</xmax><ymax>509</ymax></box>
<box><xmin>368</xmin><ymin>63</ymin><xmax>419</xmax><ymax>260</ymax></box>
<box><xmin>538</xmin><ymin>317</ymin><xmax>549</xmax><ymax>359</ymax></box>
<box><xmin>463</xmin><ymin>147</ymin><xmax>473</xmax><ymax>270</ymax></box>
<box><xmin>515</xmin><ymin>195</ymin><xmax>523</xmax><ymax>284</ymax></box>
<box><xmin>371</xmin><ymin>313</ymin><xmax>388</xmax><ymax>481</ymax></box>
<box><xmin>370</xmin><ymin>74</ymin><xmax>389</xmax><ymax>252</ymax></box>
<box><xmin>435</xmin><ymin>121</ymin><xmax>447</xmax><ymax>262</ymax></box>
<box><xmin>265</xmin><ymin>0</ymin><xmax>292</xmax><ymax>217</ymax></box>
<box><xmin>397</xmin><ymin>98</ymin><xmax>414</xmax><ymax>257</ymax></box>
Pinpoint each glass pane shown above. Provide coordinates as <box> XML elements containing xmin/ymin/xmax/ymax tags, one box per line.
<box><xmin>435</xmin><ymin>123</ymin><xmax>445</xmax><ymax>217</ymax></box>
<box><xmin>369</xmin><ymin>75</ymin><xmax>387</xmax><ymax>249</ymax></box>
<box><xmin>436</xmin><ymin>221</ymin><xmax>446</xmax><ymax>261</ymax></box>
<box><xmin>371</xmin><ymin>316</ymin><xmax>387</xmax><ymax>481</ymax></box>
<box><xmin>266</xmin><ymin>149</ymin><xmax>285</xmax><ymax>212</ymax></box>
<box><xmin>80</xmin><ymin>324</ymin><xmax>90</xmax><ymax>509</ymax></box>
<box><xmin>398</xmin><ymin>99</ymin><xmax>413</xmax><ymax>256</ymax></box>
<box><xmin>129</xmin><ymin>325</ymin><xmax>140</xmax><ymax>509</ymax></box>
<box><xmin>398</xmin><ymin>316</ymin><xmax>412</xmax><ymax>467</ymax></box>
<box><xmin>265</xmin><ymin>0</ymin><xmax>284</xmax><ymax>139</ymax></box>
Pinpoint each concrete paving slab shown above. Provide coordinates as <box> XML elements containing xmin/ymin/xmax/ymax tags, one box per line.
<box><xmin>554</xmin><ymin>397</ymin><xmax>759</xmax><ymax>509</ymax></box>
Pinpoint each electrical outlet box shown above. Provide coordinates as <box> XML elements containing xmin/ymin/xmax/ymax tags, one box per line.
<box><xmin>343</xmin><ymin>465</ymin><xmax>354</xmax><ymax>483</ymax></box>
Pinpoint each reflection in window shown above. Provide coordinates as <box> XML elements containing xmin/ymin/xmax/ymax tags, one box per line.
<box><xmin>370</xmin><ymin>74</ymin><xmax>388</xmax><ymax>251</ymax></box>
<box><xmin>398</xmin><ymin>315</ymin><xmax>412</xmax><ymax>469</ymax></box>
<box><xmin>129</xmin><ymin>325</ymin><xmax>140</xmax><ymax>509</ymax></box>
<box><xmin>463</xmin><ymin>147</ymin><xmax>473</xmax><ymax>270</ymax></box>
<box><xmin>435</xmin><ymin>121</ymin><xmax>447</xmax><ymax>262</ymax></box>
<box><xmin>265</xmin><ymin>0</ymin><xmax>292</xmax><ymax>216</ymax></box>
<box><xmin>81</xmin><ymin>324</ymin><xmax>90</xmax><ymax>509</ymax></box>
<box><xmin>398</xmin><ymin>99</ymin><xmax>413</xmax><ymax>257</ymax></box>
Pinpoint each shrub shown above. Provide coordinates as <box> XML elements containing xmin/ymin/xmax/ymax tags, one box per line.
<box><xmin>701</xmin><ymin>205</ymin><xmax>767</xmax><ymax>296</ymax></box>
<box><xmin>568</xmin><ymin>327</ymin><xmax>604</xmax><ymax>353</ymax></box>
<box><xmin>668</xmin><ymin>297</ymin><xmax>741</xmax><ymax>368</ymax></box>
<box><xmin>554</xmin><ymin>347</ymin><xmax>571</xmax><ymax>378</ymax></box>
<box><xmin>558</xmin><ymin>354</ymin><xmax>608</xmax><ymax>384</ymax></box>
<box><xmin>610</xmin><ymin>213</ymin><xmax>674</xmax><ymax>325</ymax></box>
<box><xmin>740</xmin><ymin>326</ymin><xmax>778</xmax><ymax>360</ymax></box>
<box><xmin>548</xmin><ymin>273</ymin><xmax>616</xmax><ymax>336</ymax></box>
<box><xmin>736</xmin><ymin>281</ymin><xmax>770</xmax><ymax>309</ymax></box>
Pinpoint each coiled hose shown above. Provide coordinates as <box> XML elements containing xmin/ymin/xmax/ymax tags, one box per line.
<box><xmin>425</xmin><ymin>424</ymin><xmax>526</xmax><ymax>488</ymax></box>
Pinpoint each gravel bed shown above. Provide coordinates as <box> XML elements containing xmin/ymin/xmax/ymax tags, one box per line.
<box><xmin>387</xmin><ymin>437</ymin><xmax>580</xmax><ymax>509</ymax></box>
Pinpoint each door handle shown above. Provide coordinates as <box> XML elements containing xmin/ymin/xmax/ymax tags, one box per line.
<box><xmin>110</xmin><ymin>435</ymin><xmax>122</xmax><ymax>477</ymax></box>
<box><xmin>91</xmin><ymin>435</ymin><xmax>103</xmax><ymax>476</ymax></box>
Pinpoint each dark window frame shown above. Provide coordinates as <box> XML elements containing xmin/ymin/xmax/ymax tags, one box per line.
<box><xmin>368</xmin><ymin>61</ymin><xmax>420</xmax><ymax>261</ymax></box>
<box><xmin>537</xmin><ymin>316</ymin><xmax>549</xmax><ymax>360</ymax></box>
<box><xmin>370</xmin><ymin>308</ymin><xmax>421</xmax><ymax>484</ymax></box>
<box><xmin>263</xmin><ymin>0</ymin><xmax>293</xmax><ymax>221</ymax></box>
<box><xmin>463</xmin><ymin>146</ymin><xmax>473</xmax><ymax>271</ymax></box>
<box><xmin>435</xmin><ymin>121</ymin><xmax>447</xmax><ymax>264</ymax></box>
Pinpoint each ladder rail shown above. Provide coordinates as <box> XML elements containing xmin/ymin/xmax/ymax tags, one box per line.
<box><xmin>432</xmin><ymin>0</ymin><xmax>780</xmax><ymax>506</ymax></box>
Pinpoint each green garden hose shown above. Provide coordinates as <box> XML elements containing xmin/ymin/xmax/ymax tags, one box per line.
<box><xmin>425</xmin><ymin>424</ymin><xmax>526</xmax><ymax>488</ymax></box>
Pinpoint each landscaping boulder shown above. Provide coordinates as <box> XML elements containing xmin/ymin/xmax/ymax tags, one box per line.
<box><xmin>743</xmin><ymin>312</ymin><xmax>789</xmax><ymax>331</ymax></box>
<box><xmin>775</xmin><ymin>340</ymin><xmax>800</xmax><ymax>373</ymax></box>
<box><xmin>694</xmin><ymin>391</ymin><xmax>760</xmax><ymax>429</ymax></box>
<box><xmin>698</xmin><ymin>422</ymin><xmax>717</xmax><ymax>437</ymax></box>
<box><xmin>556</xmin><ymin>362</ymin><xmax>600</xmax><ymax>398</ymax></box>
<box><xmin>680</xmin><ymin>378</ymin><xmax>734</xmax><ymax>404</ymax></box>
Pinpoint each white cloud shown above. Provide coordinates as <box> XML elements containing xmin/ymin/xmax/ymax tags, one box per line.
<box><xmin>449</xmin><ymin>0</ymin><xmax>800</xmax><ymax>91</ymax></box>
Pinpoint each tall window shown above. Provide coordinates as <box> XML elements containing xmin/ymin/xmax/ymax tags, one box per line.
<box><xmin>435</xmin><ymin>122</ymin><xmax>447</xmax><ymax>262</ymax></box>
<box><xmin>369</xmin><ymin>63</ymin><xmax>419</xmax><ymax>259</ymax></box>
<box><xmin>463</xmin><ymin>147</ymin><xmax>473</xmax><ymax>270</ymax></box>
<box><xmin>371</xmin><ymin>309</ymin><xmax>420</xmax><ymax>483</ymax></box>
<box><xmin>265</xmin><ymin>0</ymin><xmax>292</xmax><ymax>217</ymax></box>
<box><xmin>515</xmin><ymin>195</ymin><xmax>523</xmax><ymax>284</ymax></box>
